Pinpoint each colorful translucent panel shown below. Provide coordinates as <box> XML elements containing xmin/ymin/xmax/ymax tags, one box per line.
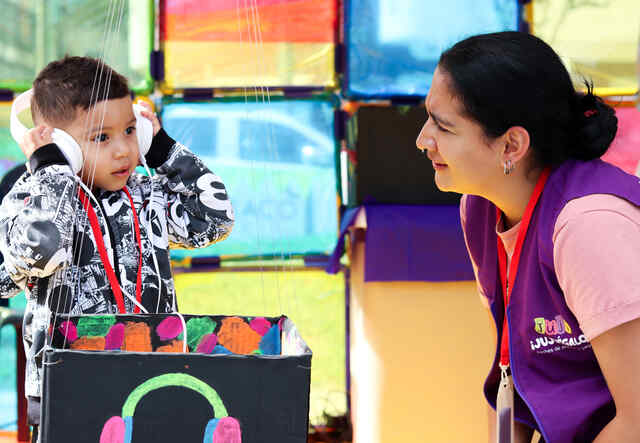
<box><xmin>0</xmin><ymin>0</ymin><xmax>153</xmax><ymax>93</ymax></box>
<box><xmin>160</xmin><ymin>0</ymin><xmax>337</xmax><ymax>89</ymax></box>
<box><xmin>0</xmin><ymin>103</ymin><xmax>25</xmax><ymax>178</ymax></box>
<box><xmin>176</xmin><ymin>270</ymin><xmax>347</xmax><ymax>426</ymax></box>
<box><xmin>531</xmin><ymin>0</ymin><xmax>639</xmax><ymax>96</ymax></box>
<box><xmin>601</xmin><ymin>106</ymin><xmax>640</xmax><ymax>175</ymax></box>
<box><xmin>0</xmin><ymin>325</ymin><xmax>18</xmax><ymax>431</ymax></box>
<box><xmin>162</xmin><ymin>99</ymin><xmax>338</xmax><ymax>259</ymax></box>
<box><xmin>346</xmin><ymin>0</ymin><xmax>519</xmax><ymax>98</ymax></box>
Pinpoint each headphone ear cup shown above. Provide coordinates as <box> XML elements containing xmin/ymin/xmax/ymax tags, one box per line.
<box><xmin>99</xmin><ymin>416</ymin><xmax>126</xmax><ymax>443</ymax></box>
<box><xmin>203</xmin><ymin>418</ymin><xmax>219</xmax><ymax>443</ymax></box>
<box><xmin>211</xmin><ymin>417</ymin><xmax>241</xmax><ymax>443</ymax></box>
<box><xmin>132</xmin><ymin>103</ymin><xmax>153</xmax><ymax>161</ymax></box>
<box><xmin>10</xmin><ymin>89</ymin><xmax>83</xmax><ymax>174</ymax></box>
<box><xmin>51</xmin><ymin>129</ymin><xmax>83</xmax><ymax>174</ymax></box>
<box><xmin>124</xmin><ymin>416</ymin><xmax>133</xmax><ymax>443</ymax></box>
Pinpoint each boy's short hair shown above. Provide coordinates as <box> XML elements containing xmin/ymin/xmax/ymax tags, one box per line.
<box><xmin>32</xmin><ymin>56</ymin><xmax>130</xmax><ymax>126</ymax></box>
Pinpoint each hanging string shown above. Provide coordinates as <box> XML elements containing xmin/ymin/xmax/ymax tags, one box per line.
<box><xmin>88</xmin><ymin>0</ymin><xmax>164</xmax><ymax>315</ymax></box>
<box><xmin>247</xmin><ymin>0</ymin><xmax>286</xmax><ymax>317</ymax></box>
<box><xmin>50</xmin><ymin>0</ymin><xmax>308</xmax><ymax>354</ymax></box>
<box><xmin>51</xmin><ymin>0</ymin><xmax>137</xmax><ymax>351</ymax></box>
<box><xmin>237</xmin><ymin>0</ymin><xmax>268</xmax><ymax>315</ymax></box>
<box><xmin>251</xmin><ymin>0</ymin><xmax>301</xmax><ymax>322</ymax></box>
<box><xmin>50</xmin><ymin>0</ymin><xmax>114</xmax><ymax>345</ymax></box>
<box><xmin>52</xmin><ymin>0</ymin><xmax>122</xmax><ymax>349</ymax></box>
<box><xmin>232</xmin><ymin>0</ymin><xmax>304</xmax><ymax>322</ymax></box>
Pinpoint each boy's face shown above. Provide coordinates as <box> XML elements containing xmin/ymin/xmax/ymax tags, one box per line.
<box><xmin>62</xmin><ymin>96</ymin><xmax>139</xmax><ymax>191</ymax></box>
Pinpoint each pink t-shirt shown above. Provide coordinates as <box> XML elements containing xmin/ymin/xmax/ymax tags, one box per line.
<box><xmin>460</xmin><ymin>193</ymin><xmax>640</xmax><ymax>340</ymax></box>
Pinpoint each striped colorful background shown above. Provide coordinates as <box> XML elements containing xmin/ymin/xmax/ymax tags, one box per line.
<box><xmin>160</xmin><ymin>0</ymin><xmax>337</xmax><ymax>89</ymax></box>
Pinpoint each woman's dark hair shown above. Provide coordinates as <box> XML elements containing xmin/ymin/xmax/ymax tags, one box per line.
<box><xmin>438</xmin><ymin>31</ymin><xmax>617</xmax><ymax>166</ymax></box>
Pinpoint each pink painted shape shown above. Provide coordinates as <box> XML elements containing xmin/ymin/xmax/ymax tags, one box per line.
<box><xmin>156</xmin><ymin>316</ymin><xmax>184</xmax><ymax>341</ymax></box>
<box><xmin>99</xmin><ymin>416</ymin><xmax>125</xmax><ymax>443</ymax></box>
<box><xmin>249</xmin><ymin>317</ymin><xmax>271</xmax><ymax>336</ymax></box>
<box><xmin>57</xmin><ymin>321</ymin><xmax>78</xmax><ymax>343</ymax></box>
<box><xmin>212</xmin><ymin>417</ymin><xmax>242</xmax><ymax>443</ymax></box>
<box><xmin>601</xmin><ymin>107</ymin><xmax>640</xmax><ymax>174</ymax></box>
<box><xmin>105</xmin><ymin>323</ymin><xmax>125</xmax><ymax>350</ymax></box>
<box><xmin>278</xmin><ymin>317</ymin><xmax>286</xmax><ymax>330</ymax></box>
<box><xmin>196</xmin><ymin>333</ymin><xmax>218</xmax><ymax>354</ymax></box>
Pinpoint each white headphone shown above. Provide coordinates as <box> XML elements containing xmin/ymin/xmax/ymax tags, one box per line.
<box><xmin>10</xmin><ymin>89</ymin><xmax>153</xmax><ymax>174</ymax></box>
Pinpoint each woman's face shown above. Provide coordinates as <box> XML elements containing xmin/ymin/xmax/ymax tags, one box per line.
<box><xmin>416</xmin><ymin>67</ymin><xmax>504</xmax><ymax>196</ymax></box>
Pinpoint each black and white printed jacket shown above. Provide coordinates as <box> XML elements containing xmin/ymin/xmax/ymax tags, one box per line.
<box><xmin>0</xmin><ymin>129</ymin><xmax>234</xmax><ymax>399</ymax></box>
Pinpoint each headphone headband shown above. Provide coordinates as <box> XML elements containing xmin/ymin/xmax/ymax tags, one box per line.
<box><xmin>122</xmin><ymin>373</ymin><xmax>229</xmax><ymax>418</ymax></box>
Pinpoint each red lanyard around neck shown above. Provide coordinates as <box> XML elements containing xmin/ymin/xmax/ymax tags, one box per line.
<box><xmin>78</xmin><ymin>187</ymin><xmax>143</xmax><ymax>314</ymax></box>
<box><xmin>496</xmin><ymin>167</ymin><xmax>551</xmax><ymax>367</ymax></box>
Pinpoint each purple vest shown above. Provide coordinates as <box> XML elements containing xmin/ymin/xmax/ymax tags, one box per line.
<box><xmin>464</xmin><ymin>159</ymin><xmax>640</xmax><ymax>442</ymax></box>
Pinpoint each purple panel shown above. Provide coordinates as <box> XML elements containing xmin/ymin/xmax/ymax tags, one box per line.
<box><xmin>325</xmin><ymin>207</ymin><xmax>362</xmax><ymax>274</ymax></box>
<box><xmin>326</xmin><ymin>205</ymin><xmax>474</xmax><ymax>282</ymax></box>
<box><xmin>364</xmin><ymin>205</ymin><xmax>474</xmax><ymax>282</ymax></box>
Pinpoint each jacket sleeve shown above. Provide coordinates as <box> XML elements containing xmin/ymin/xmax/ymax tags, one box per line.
<box><xmin>145</xmin><ymin>129</ymin><xmax>234</xmax><ymax>249</ymax></box>
<box><xmin>0</xmin><ymin>145</ymin><xmax>77</xmax><ymax>287</ymax></box>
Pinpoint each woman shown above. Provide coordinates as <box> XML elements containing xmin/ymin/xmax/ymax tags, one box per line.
<box><xmin>416</xmin><ymin>32</ymin><xmax>640</xmax><ymax>442</ymax></box>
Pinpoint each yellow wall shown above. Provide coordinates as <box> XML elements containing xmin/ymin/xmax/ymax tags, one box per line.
<box><xmin>349</xmin><ymin>236</ymin><xmax>494</xmax><ymax>443</ymax></box>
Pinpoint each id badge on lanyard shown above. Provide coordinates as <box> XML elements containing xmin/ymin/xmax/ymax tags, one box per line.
<box><xmin>494</xmin><ymin>168</ymin><xmax>550</xmax><ymax>443</ymax></box>
<box><xmin>496</xmin><ymin>365</ymin><xmax>515</xmax><ymax>443</ymax></box>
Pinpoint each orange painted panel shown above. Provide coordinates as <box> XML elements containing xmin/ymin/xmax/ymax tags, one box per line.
<box><xmin>163</xmin><ymin>0</ymin><xmax>335</xmax><ymax>43</ymax></box>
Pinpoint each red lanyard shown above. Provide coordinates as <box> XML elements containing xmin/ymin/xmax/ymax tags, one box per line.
<box><xmin>497</xmin><ymin>168</ymin><xmax>551</xmax><ymax>367</ymax></box>
<box><xmin>78</xmin><ymin>187</ymin><xmax>143</xmax><ymax>314</ymax></box>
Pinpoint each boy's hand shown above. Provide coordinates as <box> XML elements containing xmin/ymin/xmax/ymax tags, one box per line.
<box><xmin>20</xmin><ymin>125</ymin><xmax>53</xmax><ymax>160</ymax></box>
<box><xmin>136</xmin><ymin>101</ymin><xmax>161</xmax><ymax>137</ymax></box>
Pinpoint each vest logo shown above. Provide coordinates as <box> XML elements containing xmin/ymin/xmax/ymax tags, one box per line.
<box><xmin>530</xmin><ymin>315</ymin><xmax>590</xmax><ymax>353</ymax></box>
<box><xmin>534</xmin><ymin>315</ymin><xmax>572</xmax><ymax>336</ymax></box>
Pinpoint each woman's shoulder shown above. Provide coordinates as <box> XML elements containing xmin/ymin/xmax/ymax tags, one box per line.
<box><xmin>554</xmin><ymin>193</ymin><xmax>640</xmax><ymax>340</ymax></box>
<box><xmin>555</xmin><ymin>193</ymin><xmax>640</xmax><ymax>237</ymax></box>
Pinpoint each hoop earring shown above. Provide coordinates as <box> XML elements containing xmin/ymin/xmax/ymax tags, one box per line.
<box><xmin>503</xmin><ymin>160</ymin><xmax>515</xmax><ymax>175</ymax></box>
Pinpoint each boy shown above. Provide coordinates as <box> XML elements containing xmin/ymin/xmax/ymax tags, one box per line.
<box><xmin>0</xmin><ymin>56</ymin><xmax>234</xmax><ymax>440</ymax></box>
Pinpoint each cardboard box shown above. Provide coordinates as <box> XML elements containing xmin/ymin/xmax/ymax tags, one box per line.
<box><xmin>41</xmin><ymin>314</ymin><xmax>311</xmax><ymax>443</ymax></box>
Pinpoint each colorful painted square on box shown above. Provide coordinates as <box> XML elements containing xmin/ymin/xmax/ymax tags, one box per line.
<box><xmin>160</xmin><ymin>0</ymin><xmax>337</xmax><ymax>89</ymax></box>
<box><xmin>52</xmin><ymin>314</ymin><xmax>285</xmax><ymax>356</ymax></box>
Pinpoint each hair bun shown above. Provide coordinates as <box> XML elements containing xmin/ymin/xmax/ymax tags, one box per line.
<box><xmin>568</xmin><ymin>84</ymin><xmax>618</xmax><ymax>160</ymax></box>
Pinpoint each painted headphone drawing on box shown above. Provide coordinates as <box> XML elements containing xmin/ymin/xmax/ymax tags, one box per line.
<box><xmin>99</xmin><ymin>373</ymin><xmax>242</xmax><ymax>443</ymax></box>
